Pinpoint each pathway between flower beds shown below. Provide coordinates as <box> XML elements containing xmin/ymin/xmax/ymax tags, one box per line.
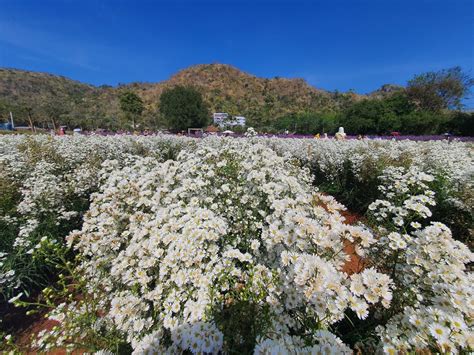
<box><xmin>341</xmin><ymin>209</ymin><xmax>366</xmax><ymax>275</ymax></box>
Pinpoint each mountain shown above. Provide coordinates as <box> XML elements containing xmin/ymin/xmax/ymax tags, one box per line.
<box><xmin>369</xmin><ymin>84</ymin><xmax>405</xmax><ymax>99</ymax></box>
<box><xmin>0</xmin><ymin>64</ymin><xmax>367</xmax><ymax>129</ymax></box>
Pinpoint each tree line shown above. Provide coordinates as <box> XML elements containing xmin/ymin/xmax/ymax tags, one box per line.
<box><xmin>1</xmin><ymin>67</ymin><xmax>472</xmax><ymax>135</ymax></box>
<box><xmin>263</xmin><ymin>67</ymin><xmax>474</xmax><ymax>136</ymax></box>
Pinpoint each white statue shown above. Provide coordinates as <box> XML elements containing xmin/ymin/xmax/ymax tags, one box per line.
<box><xmin>335</xmin><ymin>127</ymin><xmax>346</xmax><ymax>140</ymax></box>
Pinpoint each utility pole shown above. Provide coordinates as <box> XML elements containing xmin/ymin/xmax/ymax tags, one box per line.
<box><xmin>9</xmin><ymin>111</ymin><xmax>14</xmax><ymax>129</ymax></box>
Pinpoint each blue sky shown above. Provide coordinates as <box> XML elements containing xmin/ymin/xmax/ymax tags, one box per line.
<box><xmin>1</xmin><ymin>0</ymin><xmax>473</xmax><ymax>105</ymax></box>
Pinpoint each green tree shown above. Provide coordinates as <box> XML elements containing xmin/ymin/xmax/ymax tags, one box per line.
<box><xmin>119</xmin><ymin>91</ymin><xmax>144</xmax><ymax>130</ymax></box>
<box><xmin>407</xmin><ymin>67</ymin><xmax>474</xmax><ymax>111</ymax></box>
<box><xmin>400</xmin><ymin>110</ymin><xmax>449</xmax><ymax>134</ymax></box>
<box><xmin>159</xmin><ymin>86</ymin><xmax>209</xmax><ymax>131</ymax></box>
<box><xmin>273</xmin><ymin>112</ymin><xmax>337</xmax><ymax>134</ymax></box>
<box><xmin>17</xmin><ymin>104</ymin><xmax>37</xmax><ymax>132</ymax></box>
<box><xmin>339</xmin><ymin>99</ymin><xmax>396</xmax><ymax>134</ymax></box>
<box><xmin>40</xmin><ymin>98</ymin><xmax>71</xmax><ymax>130</ymax></box>
<box><xmin>442</xmin><ymin>111</ymin><xmax>474</xmax><ymax>136</ymax></box>
<box><xmin>383</xmin><ymin>91</ymin><xmax>414</xmax><ymax>116</ymax></box>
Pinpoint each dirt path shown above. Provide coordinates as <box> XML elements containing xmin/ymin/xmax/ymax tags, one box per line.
<box><xmin>340</xmin><ymin>209</ymin><xmax>366</xmax><ymax>275</ymax></box>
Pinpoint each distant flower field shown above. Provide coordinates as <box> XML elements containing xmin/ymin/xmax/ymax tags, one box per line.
<box><xmin>1</xmin><ymin>135</ymin><xmax>473</xmax><ymax>354</ymax></box>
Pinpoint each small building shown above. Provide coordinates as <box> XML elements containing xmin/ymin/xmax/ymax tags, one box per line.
<box><xmin>188</xmin><ymin>128</ymin><xmax>204</xmax><ymax>136</ymax></box>
<box><xmin>205</xmin><ymin>125</ymin><xmax>220</xmax><ymax>134</ymax></box>
<box><xmin>212</xmin><ymin>113</ymin><xmax>246</xmax><ymax>127</ymax></box>
<box><xmin>213</xmin><ymin>112</ymin><xmax>229</xmax><ymax>126</ymax></box>
<box><xmin>233</xmin><ymin>116</ymin><xmax>246</xmax><ymax>126</ymax></box>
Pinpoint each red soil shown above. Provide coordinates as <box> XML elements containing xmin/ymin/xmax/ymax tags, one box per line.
<box><xmin>16</xmin><ymin>316</ymin><xmax>86</xmax><ymax>354</ymax></box>
<box><xmin>17</xmin><ymin>318</ymin><xmax>58</xmax><ymax>354</ymax></box>
<box><xmin>340</xmin><ymin>209</ymin><xmax>366</xmax><ymax>275</ymax></box>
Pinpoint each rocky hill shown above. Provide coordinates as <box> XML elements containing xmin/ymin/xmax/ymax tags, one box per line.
<box><xmin>0</xmin><ymin>64</ymin><xmax>368</xmax><ymax>129</ymax></box>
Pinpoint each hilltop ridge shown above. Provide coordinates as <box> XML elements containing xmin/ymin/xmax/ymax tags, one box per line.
<box><xmin>0</xmin><ymin>64</ymin><xmax>372</xmax><ymax>128</ymax></box>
